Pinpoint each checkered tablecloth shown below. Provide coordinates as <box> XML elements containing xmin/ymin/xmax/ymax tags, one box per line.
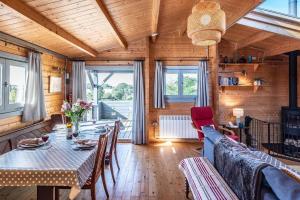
<box><xmin>0</xmin><ymin>127</ymin><xmax>102</xmax><ymax>199</ymax></box>
<box><xmin>179</xmin><ymin>157</ymin><xmax>239</xmax><ymax>200</ymax></box>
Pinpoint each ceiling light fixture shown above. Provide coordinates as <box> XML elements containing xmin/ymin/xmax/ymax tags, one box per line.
<box><xmin>187</xmin><ymin>0</ymin><xmax>226</xmax><ymax>46</ymax></box>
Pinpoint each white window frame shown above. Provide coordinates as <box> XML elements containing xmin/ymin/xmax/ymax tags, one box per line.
<box><xmin>0</xmin><ymin>52</ymin><xmax>27</xmax><ymax>118</ymax></box>
<box><xmin>164</xmin><ymin>66</ymin><xmax>198</xmax><ymax>102</ymax></box>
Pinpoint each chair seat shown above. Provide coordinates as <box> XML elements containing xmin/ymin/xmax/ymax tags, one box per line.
<box><xmin>82</xmin><ymin>175</ymin><xmax>93</xmax><ymax>189</ymax></box>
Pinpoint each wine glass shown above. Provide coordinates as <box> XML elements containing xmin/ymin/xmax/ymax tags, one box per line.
<box><xmin>42</xmin><ymin>134</ymin><xmax>49</xmax><ymax>142</ymax></box>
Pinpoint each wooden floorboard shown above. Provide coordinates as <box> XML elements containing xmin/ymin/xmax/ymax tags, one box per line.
<box><xmin>0</xmin><ymin>142</ymin><xmax>199</xmax><ymax>200</ymax></box>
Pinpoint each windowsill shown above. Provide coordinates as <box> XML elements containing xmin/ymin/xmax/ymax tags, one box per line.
<box><xmin>0</xmin><ymin>110</ymin><xmax>23</xmax><ymax>120</ymax></box>
<box><xmin>165</xmin><ymin>97</ymin><xmax>196</xmax><ymax>103</ymax></box>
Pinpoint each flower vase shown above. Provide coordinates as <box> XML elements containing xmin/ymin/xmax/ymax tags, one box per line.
<box><xmin>72</xmin><ymin>121</ymin><xmax>80</xmax><ymax>137</ymax></box>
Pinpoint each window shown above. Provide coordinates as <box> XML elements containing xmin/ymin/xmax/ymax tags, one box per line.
<box><xmin>0</xmin><ymin>58</ymin><xmax>27</xmax><ymax>115</ymax></box>
<box><xmin>258</xmin><ymin>0</ymin><xmax>300</xmax><ymax>18</ymax></box>
<box><xmin>259</xmin><ymin>0</ymin><xmax>289</xmax><ymax>16</ymax></box>
<box><xmin>164</xmin><ymin>67</ymin><xmax>198</xmax><ymax>102</ymax></box>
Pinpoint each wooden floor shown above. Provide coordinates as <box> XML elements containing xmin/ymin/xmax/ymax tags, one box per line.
<box><xmin>0</xmin><ymin>142</ymin><xmax>199</xmax><ymax>200</ymax></box>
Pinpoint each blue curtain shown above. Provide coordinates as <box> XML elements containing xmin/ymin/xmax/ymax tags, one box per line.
<box><xmin>132</xmin><ymin>61</ymin><xmax>146</xmax><ymax>144</ymax></box>
<box><xmin>72</xmin><ymin>61</ymin><xmax>86</xmax><ymax>103</ymax></box>
<box><xmin>22</xmin><ymin>52</ymin><xmax>46</xmax><ymax>122</ymax></box>
<box><xmin>154</xmin><ymin>60</ymin><xmax>165</xmax><ymax>108</ymax></box>
<box><xmin>196</xmin><ymin>60</ymin><xmax>209</xmax><ymax>107</ymax></box>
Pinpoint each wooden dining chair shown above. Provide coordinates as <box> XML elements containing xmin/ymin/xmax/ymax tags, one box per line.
<box><xmin>51</xmin><ymin>114</ymin><xmax>66</xmax><ymax>125</ymax></box>
<box><xmin>55</xmin><ymin>131</ymin><xmax>110</xmax><ymax>200</ymax></box>
<box><xmin>107</xmin><ymin>120</ymin><xmax>121</xmax><ymax>183</ymax></box>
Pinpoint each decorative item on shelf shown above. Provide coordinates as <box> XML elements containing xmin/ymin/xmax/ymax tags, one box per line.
<box><xmin>239</xmin><ymin>55</ymin><xmax>247</xmax><ymax>63</ymax></box>
<box><xmin>252</xmin><ymin>56</ymin><xmax>257</xmax><ymax>62</ymax></box>
<box><xmin>253</xmin><ymin>78</ymin><xmax>264</xmax><ymax>86</ymax></box>
<box><xmin>187</xmin><ymin>0</ymin><xmax>226</xmax><ymax>46</ymax></box>
<box><xmin>223</xmin><ymin>56</ymin><xmax>229</xmax><ymax>63</ymax></box>
<box><xmin>233</xmin><ymin>108</ymin><xmax>244</xmax><ymax>126</ymax></box>
<box><xmin>218</xmin><ymin>76</ymin><xmax>239</xmax><ymax>86</ymax></box>
<box><xmin>241</xmin><ymin>70</ymin><xmax>247</xmax><ymax>76</ymax></box>
<box><xmin>248</xmin><ymin>55</ymin><xmax>253</xmax><ymax>63</ymax></box>
<box><xmin>61</xmin><ymin>100</ymin><xmax>92</xmax><ymax>136</ymax></box>
<box><xmin>233</xmin><ymin>52</ymin><xmax>239</xmax><ymax>63</ymax></box>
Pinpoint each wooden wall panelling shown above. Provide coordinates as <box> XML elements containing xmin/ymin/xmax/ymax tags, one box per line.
<box><xmin>82</xmin><ymin>34</ymin><xmax>214</xmax><ymax>142</ymax></box>
<box><xmin>218</xmin><ymin>41</ymin><xmax>291</xmax><ymax>124</ymax></box>
<box><xmin>148</xmin><ymin>34</ymin><xmax>214</xmax><ymax>142</ymax></box>
<box><xmin>0</xmin><ymin>41</ymin><xmax>65</xmax><ymax>135</ymax></box>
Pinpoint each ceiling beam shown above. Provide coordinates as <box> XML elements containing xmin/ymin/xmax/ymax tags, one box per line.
<box><xmin>237</xmin><ymin>31</ymin><xmax>274</xmax><ymax>49</ymax></box>
<box><xmin>95</xmin><ymin>0</ymin><xmax>127</xmax><ymax>48</ymax></box>
<box><xmin>264</xmin><ymin>41</ymin><xmax>300</xmax><ymax>57</ymax></box>
<box><xmin>0</xmin><ymin>0</ymin><xmax>98</xmax><ymax>57</ymax></box>
<box><xmin>238</xmin><ymin>9</ymin><xmax>300</xmax><ymax>40</ymax></box>
<box><xmin>151</xmin><ymin>0</ymin><xmax>161</xmax><ymax>42</ymax></box>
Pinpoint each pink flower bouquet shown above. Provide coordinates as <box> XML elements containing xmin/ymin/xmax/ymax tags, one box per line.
<box><xmin>61</xmin><ymin>100</ymin><xmax>92</xmax><ymax>124</ymax></box>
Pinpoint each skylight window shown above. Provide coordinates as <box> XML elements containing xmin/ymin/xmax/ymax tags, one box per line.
<box><xmin>259</xmin><ymin>0</ymin><xmax>300</xmax><ymax>18</ymax></box>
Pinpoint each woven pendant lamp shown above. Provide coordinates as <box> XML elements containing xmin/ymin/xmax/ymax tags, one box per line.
<box><xmin>187</xmin><ymin>0</ymin><xmax>226</xmax><ymax>46</ymax></box>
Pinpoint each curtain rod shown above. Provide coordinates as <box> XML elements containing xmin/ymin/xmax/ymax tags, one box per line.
<box><xmin>72</xmin><ymin>58</ymin><xmax>145</xmax><ymax>62</ymax></box>
<box><xmin>155</xmin><ymin>57</ymin><xmax>212</xmax><ymax>61</ymax></box>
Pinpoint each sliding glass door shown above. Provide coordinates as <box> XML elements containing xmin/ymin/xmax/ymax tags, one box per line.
<box><xmin>85</xmin><ymin>66</ymin><xmax>133</xmax><ymax>141</ymax></box>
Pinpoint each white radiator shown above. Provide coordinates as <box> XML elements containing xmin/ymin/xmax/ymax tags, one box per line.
<box><xmin>158</xmin><ymin>115</ymin><xmax>198</xmax><ymax>139</ymax></box>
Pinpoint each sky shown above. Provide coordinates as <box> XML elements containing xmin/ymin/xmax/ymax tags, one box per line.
<box><xmin>259</xmin><ymin>0</ymin><xmax>290</xmax><ymax>15</ymax></box>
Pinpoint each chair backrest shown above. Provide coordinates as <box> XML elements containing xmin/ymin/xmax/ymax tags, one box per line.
<box><xmin>92</xmin><ymin>131</ymin><xmax>109</xmax><ymax>183</ymax></box>
<box><xmin>108</xmin><ymin>120</ymin><xmax>121</xmax><ymax>157</ymax></box>
<box><xmin>191</xmin><ymin>106</ymin><xmax>216</xmax><ymax>139</ymax></box>
<box><xmin>51</xmin><ymin>114</ymin><xmax>65</xmax><ymax>125</ymax></box>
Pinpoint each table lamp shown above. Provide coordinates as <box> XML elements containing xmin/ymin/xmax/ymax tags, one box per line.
<box><xmin>233</xmin><ymin>108</ymin><xmax>244</xmax><ymax>125</ymax></box>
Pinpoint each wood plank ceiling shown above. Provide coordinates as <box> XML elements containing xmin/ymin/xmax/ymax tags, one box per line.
<box><xmin>0</xmin><ymin>0</ymin><xmax>262</xmax><ymax>58</ymax></box>
<box><xmin>223</xmin><ymin>23</ymin><xmax>300</xmax><ymax>57</ymax></box>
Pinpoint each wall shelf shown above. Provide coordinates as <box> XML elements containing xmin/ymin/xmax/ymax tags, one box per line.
<box><xmin>219</xmin><ymin>63</ymin><xmax>260</xmax><ymax>72</ymax></box>
<box><xmin>219</xmin><ymin>85</ymin><xmax>261</xmax><ymax>93</ymax></box>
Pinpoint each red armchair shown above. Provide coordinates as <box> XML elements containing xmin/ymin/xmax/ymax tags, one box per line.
<box><xmin>191</xmin><ymin>106</ymin><xmax>239</xmax><ymax>142</ymax></box>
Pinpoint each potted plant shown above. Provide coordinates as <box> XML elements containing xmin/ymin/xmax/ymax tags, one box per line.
<box><xmin>61</xmin><ymin>100</ymin><xmax>92</xmax><ymax>136</ymax></box>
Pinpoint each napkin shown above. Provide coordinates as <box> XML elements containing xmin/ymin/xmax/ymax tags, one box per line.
<box><xmin>75</xmin><ymin>139</ymin><xmax>97</xmax><ymax>146</ymax></box>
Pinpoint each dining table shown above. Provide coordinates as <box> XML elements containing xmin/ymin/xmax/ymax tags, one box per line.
<box><xmin>0</xmin><ymin>122</ymin><xmax>111</xmax><ymax>200</ymax></box>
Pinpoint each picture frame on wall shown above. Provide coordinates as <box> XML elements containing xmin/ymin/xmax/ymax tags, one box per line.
<box><xmin>49</xmin><ymin>76</ymin><xmax>62</xmax><ymax>93</ymax></box>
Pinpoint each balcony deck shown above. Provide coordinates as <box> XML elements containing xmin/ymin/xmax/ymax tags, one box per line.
<box><xmin>85</xmin><ymin>119</ymin><xmax>132</xmax><ymax>141</ymax></box>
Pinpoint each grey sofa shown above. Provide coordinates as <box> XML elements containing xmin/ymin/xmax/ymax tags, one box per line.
<box><xmin>202</xmin><ymin>127</ymin><xmax>300</xmax><ymax>200</ymax></box>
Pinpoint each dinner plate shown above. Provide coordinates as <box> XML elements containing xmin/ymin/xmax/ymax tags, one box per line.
<box><xmin>18</xmin><ymin>140</ymin><xmax>49</xmax><ymax>148</ymax></box>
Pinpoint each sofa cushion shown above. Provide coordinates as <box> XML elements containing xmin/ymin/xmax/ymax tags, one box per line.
<box><xmin>262</xmin><ymin>166</ymin><xmax>300</xmax><ymax>200</ymax></box>
<box><xmin>202</xmin><ymin>126</ymin><xmax>224</xmax><ymax>144</ymax></box>
<box><xmin>260</xmin><ymin>188</ymin><xmax>278</xmax><ymax>200</ymax></box>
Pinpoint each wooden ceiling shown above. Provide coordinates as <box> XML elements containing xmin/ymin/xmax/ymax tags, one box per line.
<box><xmin>223</xmin><ymin>14</ymin><xmax>300</xmax><ymax>57</ymax></box>
<box><xmin>0</xmin><ymin>0</ymin><xmax>264</xmax><ymax>57</ymax></box>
